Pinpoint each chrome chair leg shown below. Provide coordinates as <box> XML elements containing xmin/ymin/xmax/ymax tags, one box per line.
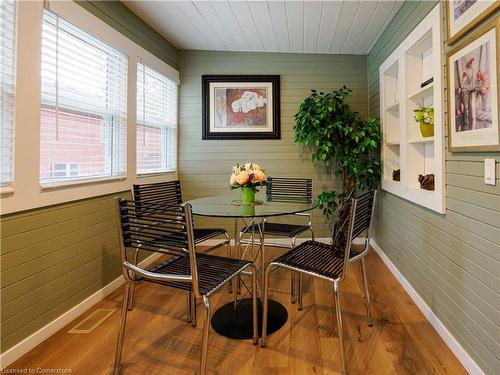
<box><xmin>227</xmin><ymin>240</ymin><xmax>233</xmax><ymax>293</ymax></box>
<box><xmin>187</xmin><ymin>292</ymin><xmax>193</xmax><ymax>324</ymax></box>
<box><xmin>333</xmin><ymin>281</ymin><xmax>348</xmax><ymax>375</ymax></box>
<box><xmin>127</xmin><ymin>249</ymin><xmax>140</xmax><ymax>311</ymax></box>
<box><xmin>191</xmin><ymin>291</ymin><xmax>197</xmax><ymax>327</ymax></box>
<box><xmin>360</xmin><ymin>257</ymin><xmax>373</xmax><ymax>326</ymax></box>
<box><xmin>260</xmin><ymin>264</ymin><xmax>275</xmax><ymax>347</ymax></box>
<box><xmin>251</xmin><ymin>265</ymin><xmax>258</xmax><ymax>345</ymax></box>
<box><xmin>200</xmin><ymin>296</ymin><xmax>211</xmax><ymax>375</ymax></box>
<box><xmin>290</xmin><ymin>237</ymin><xmax>297</xmax><ymax>304</ymax></box>
<box><xmin>297</xmin><ymin>273</ymin><xmax>303</xmax><ymax>311</ymax></box>
<box><xmin>114</xmin><ymin>282</ymin><xmax>132</xmax><ymax>375</ymax></box>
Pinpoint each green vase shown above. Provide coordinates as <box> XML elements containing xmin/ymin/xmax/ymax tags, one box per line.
<box><xmin>240</xmin><ymin>205</ymin><xmax>256</xmax><ymax>216</ymax></box>
<box><xmin>240</xmin><ymin>186</ymin><xmax>256</xmax><ymax>205</ymax></box>
<box><xmin>419</xmin><ymin>122</ymin><xmax>434</xmax><ymax>138</ymax></box>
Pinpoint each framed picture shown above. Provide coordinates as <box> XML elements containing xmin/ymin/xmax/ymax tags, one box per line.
<box><xmin>447</xmin><ymin>1</ymin><xmax>499</xmax><ymax>45</ymax></box>
<box><xmin>202</xmin><ymin>75</ymin><xmax>280</xmax><ymax>140</ymax></box>
<box><xmin>447</xmin><ymin>17</ymin><xmax>500</xmax><ymax>152</ymax></box>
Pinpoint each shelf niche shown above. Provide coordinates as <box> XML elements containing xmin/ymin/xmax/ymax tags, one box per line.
<box><xmin>379</xmin><ymin>4</ymin><xmax>444</xmax><ymax>214</ymax></box>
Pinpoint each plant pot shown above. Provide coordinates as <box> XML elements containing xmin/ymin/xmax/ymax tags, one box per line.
<box><xmin>240</xmin><ymin>186</ymin><xmax>256</xmax><ymax>205</ymax></box>
<box><xmin>419</xmin><ymin>123</ymin><xmax>434</xmax><ymax>138</ymax></box>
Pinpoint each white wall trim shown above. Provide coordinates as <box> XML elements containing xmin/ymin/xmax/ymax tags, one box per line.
<box><xmin>370</xmin><ymin>239</ymin><xmax>484</xmax><ymax>375</ymax></box>
<box><xmin>0</xmin><ymin>252</ymin><xmax>162</xmax><ymax>370</ymax></box>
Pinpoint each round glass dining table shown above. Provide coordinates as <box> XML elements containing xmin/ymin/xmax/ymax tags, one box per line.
<box><xmin>187</xmin><ymin>191</ymin><xmax>317</xmax><ymax>340</ymax></box>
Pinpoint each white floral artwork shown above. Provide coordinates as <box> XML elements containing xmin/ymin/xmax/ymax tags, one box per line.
<box><xmin>231</xmin><ymin>91</ymin><xmax>267</xmax><ymax>114</ymax></box>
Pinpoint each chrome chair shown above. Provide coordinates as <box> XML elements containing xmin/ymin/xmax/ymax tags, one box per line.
<box><xmin>130</xmin><ymin>180</ymin><xmax>230</xmax><ymax>324</ymax></box>
<box><xmin>261</xmin><ymin>191</ymin><xmax>376</xmax><ymax>375</ymax></box>
<box><xmin>132</xmin><ymin>181</ymin><xmax>229</xmax><ymax>253</ymax></box>
<box><xmin>113</xmin><ymin>199</ymin><xmax>258</xmax><ymax>375</ymax></box>
<box><xmin>239</xmin><ymin>177</ymin><xmax>314</xmax><ymax>303</ymax></box>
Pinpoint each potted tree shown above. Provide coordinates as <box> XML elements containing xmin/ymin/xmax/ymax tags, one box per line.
<box><xmin>294</xmin><ymin>86</ymin><xmax>380</xmax><ymax>247</ymax></box>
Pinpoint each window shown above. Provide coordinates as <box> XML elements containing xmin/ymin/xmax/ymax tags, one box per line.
<box><xmin>136</xmin><ymin>61</ymin><xmax>177</xmax><ymax>174</ymax></box>
<box><xmin>40</xmin><ymin>9</ymin><xmax>128</xmax><ymax>184</ymax></box>
<box><xmin>0</xmin><ymin>0</ymin><xmax>17</xmax><ymax>187</ymax></box>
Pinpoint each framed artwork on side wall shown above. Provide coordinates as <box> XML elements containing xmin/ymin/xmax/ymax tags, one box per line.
<box><xmin>447</xmin><ymin>0</ymin><xmax>499</xmax><ymax>45</ymax></box>
<box><xmin>202</xmin><ymin>75</ymin><xmax>280</xmax><ymax>140</ymax></box>
<box><xmin>447</xmin><ymin>17</ymin><xmax>500</xmax><ymax>152</ymax></box>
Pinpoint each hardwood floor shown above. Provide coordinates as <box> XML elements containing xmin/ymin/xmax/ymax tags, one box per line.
<box><xmin>8</xmin><ymin>248</ymin><xmax>467</xmax><ymax>375</ymax></box>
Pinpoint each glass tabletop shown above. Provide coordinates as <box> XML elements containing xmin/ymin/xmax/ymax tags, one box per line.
<box><xmin>187</xmin><ymin>191</ymin><xmax>317</xmax><ymax>218</ymax></box>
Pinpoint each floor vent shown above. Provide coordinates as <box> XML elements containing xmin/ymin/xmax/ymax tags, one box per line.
<box><xmin>68</xmin><ymin>309</ymin><xmax>115</xmax><ymax>334</ymax></box>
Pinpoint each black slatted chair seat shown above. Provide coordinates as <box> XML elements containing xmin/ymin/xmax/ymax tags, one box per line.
<box><xmin>141</xmin><ymin>253</ymin><xmax>251</xmax><ymax>295</ymax></box>
<box><xmin>272</xmin><ymin>240</ymin><xmax>345</xmax><ymax>280</ymax></box>
<box><xmin>248</xmin><ymin>222</ymin><xmax>311</xmax><ymax>238</ymax></box>
<box><xmin>193</xmin><ymin>228</ymin><xmax>227</xmax><ymax>244</ymax></box>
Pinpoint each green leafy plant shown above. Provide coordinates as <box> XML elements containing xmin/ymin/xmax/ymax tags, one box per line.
<box><xmin>294</xmin><ymin>86</ymin><xmax>381</xmax><ymax>246</ymax></box>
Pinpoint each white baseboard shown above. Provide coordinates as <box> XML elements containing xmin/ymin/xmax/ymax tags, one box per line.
<box><xmin>0</xmin><ymin>252</ymin><xmax>162</xmax><ymax>370</ymax></box>
<box><xmin>369</xmin><ymin>239</ymin><xmax>484</xmax><ymax>375</ymax></box>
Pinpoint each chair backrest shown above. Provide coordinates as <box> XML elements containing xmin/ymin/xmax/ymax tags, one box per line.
<box><xmin>266</xmin><ymin>177</ymin><xmax>313</xmax><ymax>204</ymax></box>
<box><xmin>115</xmin><ymin>198</ymin><xmax>200</xmax><ymax>296</ymax></box>
<box><xmin>132</xmin><ymin>180</ymin><xmax>183</xmax><ymax>205</ymax></box>
<box><xmin>339</xmin><ymin>190</ymin><xmax>377</xmax><ymax>280</ymax></box>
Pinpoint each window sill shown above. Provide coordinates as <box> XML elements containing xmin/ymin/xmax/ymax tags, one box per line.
<box><xmin>137</xmin><ymin>170</ymin><xmax>176</xmax><ymax>179</ymax></box>
<box><xmin>40</xmin><ymin>176</ymin><xmax>126</xmax><ymax>191</ymax></box>
<box><xmin>1</xmin><ymin>186</ymin><xmax>15</xmax><ymax>196</ymax></box>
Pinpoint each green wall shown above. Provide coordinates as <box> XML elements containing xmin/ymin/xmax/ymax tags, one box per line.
<box><xmin>368</xmin><ymin>2</ymin><xmax>500</xmax><ymax>374</ymax></box>
<box><xmin>178</xmin><ymin>51</ymin><xmax>368</xmax><ymax>238</ymax></box>
<box><xmin>0</xmin><ymin>2</ymin><xmax>178</xmax><ymax>354</ymax></box>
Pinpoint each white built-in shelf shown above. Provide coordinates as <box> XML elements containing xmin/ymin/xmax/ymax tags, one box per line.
<box><xmin>408</xmin><ymin>137</ymin><xmax>434</xmax><ymax>144</ymax></box>
<box><xmin>385</xmin><ymin>102</ymin><xmax>400</xmax><ymax>112</ymax></box>
<box><xmin>379</xmin><ymin>4</ymin><xmax>444</xmax><ymax>214</ymax></box>
<box><xmin>408</xmin><ymin>82</ymin><xmax>434</xmax><ymax>102</ymax></box>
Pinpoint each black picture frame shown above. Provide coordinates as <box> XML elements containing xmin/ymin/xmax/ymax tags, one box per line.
<box><xmin>202</xmin><ymin>75</ymin><xmax>280</xmax><ymax>140</ymax></box>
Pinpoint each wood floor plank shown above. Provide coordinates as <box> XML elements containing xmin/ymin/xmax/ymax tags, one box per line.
<box><xmin>7</xmin><ymin>249</ymin><xmax>467</xmax><ymax>375</ymax></box>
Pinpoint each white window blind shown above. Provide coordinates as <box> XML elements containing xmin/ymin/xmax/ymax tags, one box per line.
<box><xmin>40</xmin><ymin>9</ymin><xmax>128</xmax><ymax>184</ymax></box>
<box><xmin>136</xmin><ymin>61</ymin><xmax>177</xmax><ymax>174</ymax></box>
<box><xmin>0</xmin><ymin>0</ymin><xmax>17</xmax><ymax>187</ymax></box>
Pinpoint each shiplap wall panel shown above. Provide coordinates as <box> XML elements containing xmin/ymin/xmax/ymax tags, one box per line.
<box><xmin>124</xmin><ymin>1</ymin><xmax>400</xmax><ymax>55</ymax></box>
<box><xmin>178</xmin><ymin>51</ymin><xmax>367</xmax><ymax>238</ymax></box>
<box><xmin>0</xmin><ymin>192</ymin><xmax>128</xmax><ymax>351</ymax></box>
<box><xmin>248</xmin><ymin>2</ymin><xmax>278</xmax><ymax>52</ymax></box>
<box><xmin>368</xmin><ymin>2</ymin><xmax>500</xmax><ymax>373</ymax></box>
<box><xmin>0</xmin><ymin>1</ymin><xmax>179</xmax><ymax>354</ymax></box>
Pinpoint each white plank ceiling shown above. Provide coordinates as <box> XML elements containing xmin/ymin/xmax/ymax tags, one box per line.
<box><xmin>123</xmin><ymin>1</ymin><xmax>403</xmax><ymax>55</ymax></box>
